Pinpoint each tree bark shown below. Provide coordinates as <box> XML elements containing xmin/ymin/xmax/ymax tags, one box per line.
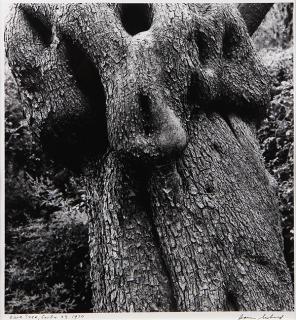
<box><xmin>5</xmin><ymin>3</ymin><xmax>293</xmax><ymax>312</ymax></box>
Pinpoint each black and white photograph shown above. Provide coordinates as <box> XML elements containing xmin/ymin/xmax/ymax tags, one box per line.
<box><xmin>1</xmin><ymin>1</ymin><xmax>295</xmax><ymax>317</ymax></box>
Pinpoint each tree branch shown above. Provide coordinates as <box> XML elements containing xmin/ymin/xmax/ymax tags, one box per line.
<box><xmin>238</xmin><ymin>3</ymin><xmax>274</xmax><ymax>36</ymax></box>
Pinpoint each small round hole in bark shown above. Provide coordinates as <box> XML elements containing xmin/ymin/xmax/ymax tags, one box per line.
<box><xmin>213</xmin><ymin>142</ymin><xmax>222</xmax><ymax>153</ymax></box>
<box><xmin>205</xmin><ymin>184</ymin><xmax>214</xmax><ymax>193</ymax></box>
<box><xmin>119</xmin><ymin>4</ymin><xmax>153</xmax><ymax>36</ymax></box>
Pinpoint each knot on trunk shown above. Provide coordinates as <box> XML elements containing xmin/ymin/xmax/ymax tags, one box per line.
<box><xmin>110</xmin><ymin>92</ymin><xmax>187</xmax><ymax>165</ymax></box>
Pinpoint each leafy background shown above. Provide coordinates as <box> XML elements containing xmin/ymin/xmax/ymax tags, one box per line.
<box><xmin>5</xmin><ymin>3</ymin><xmax>294</xmax><ymax>313</ymax></box>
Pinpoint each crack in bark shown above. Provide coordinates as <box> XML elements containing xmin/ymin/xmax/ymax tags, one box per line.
<box><xmin>136</xmin><ymin>167</ymin><xmax>178</xmax><ymax>311</ymax></box>
<box><xmin>219</xmin><ymin>111</ymin><xmax>240</xmax><ymax>141</ymax></box>
<box><xmin>146</xmin><ymin>204</ymin><xmax>179</xmax><ymax>311</ymax></box>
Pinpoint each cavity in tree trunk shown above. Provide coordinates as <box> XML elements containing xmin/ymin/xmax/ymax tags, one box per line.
<box><xmin>5</xmin><ymin>3</ymin><xmax>294</xmax><ymax>312</ymax></box>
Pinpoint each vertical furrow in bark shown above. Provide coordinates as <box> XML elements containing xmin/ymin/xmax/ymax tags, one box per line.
<box><xmin>85</xmin><ymin>152</ymin><xmax>173</xmax><ymax>312</ymax></box>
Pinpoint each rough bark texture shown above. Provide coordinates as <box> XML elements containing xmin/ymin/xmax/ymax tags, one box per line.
<box><xmin>5</xmin><ymin>3</ymin><xmax>293</xmax><ymax>312</ymax></box>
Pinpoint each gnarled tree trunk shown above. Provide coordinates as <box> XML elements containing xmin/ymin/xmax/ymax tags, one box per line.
<box><xmin>5</xmin><ymin>3</ymin><xmax>293</xmax><ymax>312</ymax></box>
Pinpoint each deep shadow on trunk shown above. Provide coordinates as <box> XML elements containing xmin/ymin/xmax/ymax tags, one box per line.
<box><xmin>5</xmin><ymin>3</ymin><xmax>293</xmax><ymax>312</ymax></box>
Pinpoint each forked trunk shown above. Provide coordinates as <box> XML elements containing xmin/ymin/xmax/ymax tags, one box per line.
<box><xmin>5</xmin><ymin>3</ymin><xmax>293</xmax><ymax>312</ymax></box>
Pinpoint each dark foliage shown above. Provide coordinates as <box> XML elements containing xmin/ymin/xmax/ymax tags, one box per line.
<box><xmin>5</xmin><ymin>216</ymin><xmax>91</xmax><ymax>313</ymax></box>
<box><xmin>5</xmin><ymin>63</ymin><xmax>92</xmax><ymax>313</ymax></box>
<box><xmin>256</xmin><ymin>47</ymin><xmax>294</xmax><ymax>280</ymax></box>
<box><xmin>254</xmin><ymin>2</ymin><xmax>294</xmax><ymax>281</ymax></box>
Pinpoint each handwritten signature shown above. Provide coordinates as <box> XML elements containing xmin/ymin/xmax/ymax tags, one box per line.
<box><xmin>238</xmin><ymin>313</ymin><xmax>285</xmax><ymax>320</ymax></box>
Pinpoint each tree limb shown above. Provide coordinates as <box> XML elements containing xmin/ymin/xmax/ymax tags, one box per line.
<box><xmin>238</xmin><ymin>3</ymin><xmax>274</xmax><ymax>35</ymax></box>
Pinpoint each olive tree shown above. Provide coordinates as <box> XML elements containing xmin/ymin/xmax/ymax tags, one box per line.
<box><xmin>5</xmin><ymin>3</ymin><xmax>293</xmax><ymax>312</ymax></box>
